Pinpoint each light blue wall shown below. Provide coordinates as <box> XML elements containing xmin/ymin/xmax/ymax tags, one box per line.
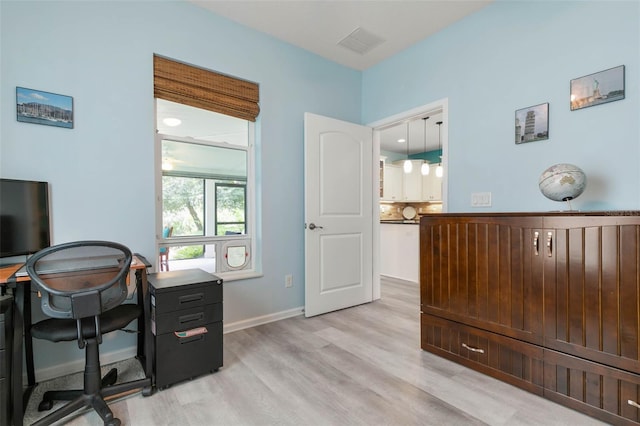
<box><xmin>364</xmin><ymin>0</ymin><xmax>640</xmax><ymax>212</ymax></box>
<box><xmin>1</xmin><ymin>0</ymin><xmax>360</xmax><ymax>370</ymax></box>
<box><xmin>2</xmin><ymin>0</ymin><xmax>639</xmax><ymax>374</ymax></box>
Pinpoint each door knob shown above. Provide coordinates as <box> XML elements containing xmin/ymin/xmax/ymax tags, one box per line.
<box><xmin>308</xmin><ymin>223</ymin><xmax>323</xmax><ymax>230</ymax></box>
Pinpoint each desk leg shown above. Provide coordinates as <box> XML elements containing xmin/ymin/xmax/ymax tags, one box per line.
<box><xmin>23</xmin><ymin>282</ymin><xmax>35</xmax><ymax>387</ymax></box>
<box><xmin>11</xmin><ymin>285</ymin><xmax>24</xmax><ymax>426</ymax></box>
<box><xmin>135</xmin><ymin>269</ymin><xmax>153</xmax><ymax>384</ymax></box>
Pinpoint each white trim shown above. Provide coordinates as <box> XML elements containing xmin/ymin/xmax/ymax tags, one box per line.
<box><xmin>380</xmin><ymin>274</ymin><xmax>418</xmax><ymax>286</ymax></box>
<box><xmin>32</xmin><ymin>347</ymin><xmax>137</xmax><ymax>383</ymax></box>
<box><xmin>223</xmin><ymin>306</ymin><xmax>304</xmax><ymax>334</ymax></box>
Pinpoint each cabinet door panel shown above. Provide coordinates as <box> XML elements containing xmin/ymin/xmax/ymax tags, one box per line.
<box><xmin>420</xmin><ymin>215</ymin><xmax>544</xmax><ymax>344</ymax></box>
<box><xmin>543</xmin><ymin>216</ymin><xmax>640</xmax><ymax>371</ymax></box>
<box><xmin>544</xmin><ymin>348</ymin><xmax>640</xmax><ymax>425</ymax></box>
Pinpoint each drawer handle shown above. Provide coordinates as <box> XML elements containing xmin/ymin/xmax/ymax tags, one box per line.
<box><xmin>179</xmin><ymin>293</ymin><xmax>204</xmax><ymax>304</ymax></box>
<box><xmin>546</xmin><ymin>231</ymin><xmax>553</xmax><ymax>257</ymax></box>
<box><xmin>628</xmin><ymin>400</ymin><xmax>640</xmax><ymax>409</ymax></box>
<box><xmin>179</xmin><ymin>312</ymin><xmax>204</xmax><ymax>324</ymax></box>
<box><xmin>533</xmin><ymin>231</ymin><xmax>539</xmax><ymax>256</ymax></box>
<box><xmin>461</xmin><ymin>343</ymin><xmax>485</xmax><ymax>354</ymax></box>
<box><xmin>174</xmin><ymin>326</ymin><xmax>208</xmax><ymax>339</ymax></box>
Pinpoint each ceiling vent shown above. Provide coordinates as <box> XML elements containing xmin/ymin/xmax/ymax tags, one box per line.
<box><xmin>337</xmin><ymin>27</ymin><xmax>385</xmax><ymax>55</ymax></box>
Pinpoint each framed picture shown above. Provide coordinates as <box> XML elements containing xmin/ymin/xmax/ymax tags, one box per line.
<box><xmin>570</xmin><ymin>65</ymin><xmax>625</xmax><ymax>111</ymax></box>
<box><xmin>515</xmin><ymin>102</ymin><xmax>548</xmax><ymax>144</ymax></box>
<box><xmin>16</xmin><ymin>87</ymin><xmax>74</xmax><ymax>129</ymax></box>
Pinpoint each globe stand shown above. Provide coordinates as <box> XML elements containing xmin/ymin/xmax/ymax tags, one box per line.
<box><xmin>564</xmin><ymin>198</ymin><xmax>574</xmax><ymax>211</ymax></box>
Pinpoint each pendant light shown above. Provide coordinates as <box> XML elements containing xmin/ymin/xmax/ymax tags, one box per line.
<box><xmin>435</xmin><ymin>121</ymin><xmax>443</xmax><ymax>178</ymax></box>
<box><xmin>421</xmin><ymin>117</ymin><xmax>430</xmax><ymax>176</ymax></box>
<box><xmin>403</xmin><ymin>121</ymin><xmax>412</xmax><ymax>174</ymax></box>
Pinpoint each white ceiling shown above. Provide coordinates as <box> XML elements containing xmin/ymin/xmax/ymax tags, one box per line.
<box><xmin>190</xmin><ymin>0</ymin><xmax>492</xmax><ymax>71</ymax></box>
<box><xmin>174</xmin><ymin>1</ymin><xmax>493</xmax><ymax>154</ymax></box>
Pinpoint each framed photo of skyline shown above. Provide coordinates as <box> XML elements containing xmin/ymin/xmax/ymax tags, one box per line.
<box><xmin>515</xmin><ymin>102</ymin><xmax>548</xmax><ymax>144</ymax></box>
<box><xmin>16</xmin><ymin>87</ymin><xmax>74</xmax><ymax>129</ymax></box>
<box><xmin>570</xmin><ymin>65</ymin><xmax>625</xmax><ymax>111</ymax></box>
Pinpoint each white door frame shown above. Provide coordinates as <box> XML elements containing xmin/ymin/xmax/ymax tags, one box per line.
<box><xmin>368</xmin><ymin>98</ymin><xmax>449</xmax><ymax>299</ymax></box>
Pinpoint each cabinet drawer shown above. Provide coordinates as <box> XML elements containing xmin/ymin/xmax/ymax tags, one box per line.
<box><xmin>149</xmin><ymin>270</ymin><xmax>222</xmax><ymax>314</ymax></box>
<box><xmin>155</xmin><ymin>321</ymin><xmax>223</xmax><ymax>389</ymax></box>
<box><xmin>151</xmin><ymin>282</ymin><xmax>221</xmax><ymax>314</ymax></box>
<box><xmin>153</xmin><ymin>303</ymin><xmax>222</xmax><ymax>336</ymax></box>
<box><xmin>421</xmin><ymin>314</ymin><xmax>544</xmax><ymax>394</ymax></box>
<box><xmin>544</xmin><ymin>349</ymin><xmax>640</xmax><ymax>425</ymax></box>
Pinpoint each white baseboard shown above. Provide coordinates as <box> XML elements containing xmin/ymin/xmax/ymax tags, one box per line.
<box><xmin>380</xmin><ymin>274</ymin><xmax>418</xmax><ymax>286</ymax></box>
<box><xmin>32</xmin><ymin>347</ymin><xmax>137</xmax><ymax>383</ymax></box>
<box><xmin>31</xmin><ymin>307</ymin><xmax>304</xmax><ymax>381</ymax></box>
<box><xmin>223</xmin><ymin>306</ymin><xmax>304</xmax><ymax>334</ymax></box>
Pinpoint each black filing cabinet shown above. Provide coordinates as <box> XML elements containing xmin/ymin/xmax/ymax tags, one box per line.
<box><xmin>148</xmin><ymin>269</ymin><xmax>223</xmax><ymax>389</ymax></box>
<box><xmin>0</xmin><ymin>296</ymin><xmax>13</xmax><ymax>426</ymax></box>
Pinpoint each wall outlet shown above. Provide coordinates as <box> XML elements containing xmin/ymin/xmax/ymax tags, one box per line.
<box><xmin>285</xmin><ymin>274</ymin><xmax>293</xmax><ymax>288</ymax></box>
<box><xmin>471</xmin><ymin>192</ymin><xmax>492</xmax><ymax>207</ymax></box>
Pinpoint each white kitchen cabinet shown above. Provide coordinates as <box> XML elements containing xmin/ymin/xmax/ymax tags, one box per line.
<box><xmin>382</xmin><ymin>164</ymin><xmax>403</xmax><ymax>201</ymax></box>
<box><xmin>422</xmin><ymin>164</ymin><xmax>442</xmax><ymax>201</ymax></box>
<box><xmin>379</xmin><ymin>223</ymin><xmax>419</xmax><ymax>283</ymax></box>
<box><xmin>402</xmin><ymin>161</ymin><xmax>422</xmax><ymax>201</ymax></box>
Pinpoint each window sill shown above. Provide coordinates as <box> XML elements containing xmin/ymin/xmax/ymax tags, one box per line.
<box><xmin>216</xmin><ymin>270</ymin><xmax>263</xmax><ymax>282</ymax></box>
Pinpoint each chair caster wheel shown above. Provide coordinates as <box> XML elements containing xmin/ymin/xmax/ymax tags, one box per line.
<box><xmin>142</xmin><ymin>386</ymin><xmax>153</xmax><ymax>397</ymax></box>
<box><xmin>38</xmin><ymin>399</ymin><xmax>54</xmax><ymax>412</ymax></box>
<box><xmin>105</xmin><ymin>418</ymin><xmax>121</xmax><ymax>426</ymax></box>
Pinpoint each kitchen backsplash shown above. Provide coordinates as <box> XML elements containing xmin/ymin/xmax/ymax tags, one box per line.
<box><xmin>379</xmin><ymin>202</ymin><xmax>442</xmax><ymax>220</ymax></box>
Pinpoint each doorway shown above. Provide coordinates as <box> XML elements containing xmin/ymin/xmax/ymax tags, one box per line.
<box><xmin>369</xmin><ymin>98</ymin><xmax>448</xmax><ymax>300</ymax></box>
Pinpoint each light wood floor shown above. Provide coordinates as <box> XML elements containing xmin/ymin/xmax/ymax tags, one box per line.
<box><xmin>40</xmin><ymin>278</ymin><xmax>608</xmax><ymax>425</ymax></box>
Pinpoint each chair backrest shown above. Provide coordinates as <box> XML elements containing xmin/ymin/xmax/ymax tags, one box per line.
<box><xmin>26</xmin><ymin>241</ymin><xmax>132</xmax><ymax>320</ymax></box>
<box><xmin>159</xmin><ymin>226</ymin><xmax>173</xmax><ymax>254</ymax></box>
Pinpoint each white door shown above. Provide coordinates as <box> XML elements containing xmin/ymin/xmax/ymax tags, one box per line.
<box><xmin>304</xmin><ymin>113</ymin><xmax>373</xmax><ymax>317</ymax></box>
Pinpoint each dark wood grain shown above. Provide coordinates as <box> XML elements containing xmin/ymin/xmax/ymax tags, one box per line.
<box><xmin>420</xmin><ymin>212</ymin><xmax>640</xmax><ymax>425</ymax></box>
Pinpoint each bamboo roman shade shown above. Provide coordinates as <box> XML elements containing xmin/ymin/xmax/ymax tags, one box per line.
<box><xmin>153</xmin><ymin>55</ymin><xmax>260</xmax><ymax>122</ymax></box>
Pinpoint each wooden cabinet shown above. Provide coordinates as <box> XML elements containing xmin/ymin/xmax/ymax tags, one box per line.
<box><xmin>420</xmin><ymin>212</ymin><xmax>640</xmax><ymax>425</ymax></box>
<box><xmin>382</xmin><ymin>163</ymin><xmax>402</xmax><ymax>201</ymax></box>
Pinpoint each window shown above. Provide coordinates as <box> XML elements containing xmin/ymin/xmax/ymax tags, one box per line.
<box><xmin>156</xmin><ymin>101</ymin><xmax>254</xmax><ymax>276</ymax></box>
<box><xmin>154</xmin><ymin>56</ymin><xmax>259</xmax><ymax>278</ymax></box>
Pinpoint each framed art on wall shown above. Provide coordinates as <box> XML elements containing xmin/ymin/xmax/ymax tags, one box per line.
<box><xmin>570</xmin><ymin>65</ymin><xmax>625</xmax><ymax>111</ymax></box>
<box><xmin>16</xmin><ymin>87</ymin><xmax>74</xmax><ymax>129</ymax></box>
<box><xmin>515</xmin><ymin>102</ymin><xmax>548</xmax><ymax>144</ymax></box>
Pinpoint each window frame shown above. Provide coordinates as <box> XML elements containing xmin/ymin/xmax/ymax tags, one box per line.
<box><xmin>155</xmin><ymin>125</ymin><xmax>258</xmax><ymax>280</ymax></box>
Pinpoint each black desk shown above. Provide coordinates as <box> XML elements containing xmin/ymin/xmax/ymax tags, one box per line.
<box><xmin>0</xmin><ymin>254</ymin><xmax>154</xmax><ymax>426</ymax></box>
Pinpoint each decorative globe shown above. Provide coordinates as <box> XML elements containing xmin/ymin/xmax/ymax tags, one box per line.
<box><xmin>538</xmin><ymin>163</ymin><xmax>586</xmax><ymax>202</ymax></box>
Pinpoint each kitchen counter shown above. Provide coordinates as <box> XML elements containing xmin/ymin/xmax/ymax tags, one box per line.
<box><xmin>380</xmin><ymin>219</ymin><xmax>419</xmax><ymax>224</ymax></box>
<box><xmin>379</xmin><ymin>222</ymin><xmax>419</xmax><ymax>283</ymax></box>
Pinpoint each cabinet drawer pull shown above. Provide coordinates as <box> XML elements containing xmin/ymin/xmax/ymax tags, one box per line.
<box><xmin>179</xmin><ymin>293</ymin><xmax>204</xmax><ymax>304</ymax></box>
<box><xmin>461</xmin><ymin>343</ymin><xmax>485</xmax><ymax>354</ymax></box>
<box><xmin>534</xmin><ymin>231</ymin><xmax>539</xmax><ymax>256</ymax></box>
<box><xmin>546</xmin><ymin>231</ymin><xmax>553</xmax><ymax>257</ymax></box>
<box><xmin>628</xmin><ymin>400</ymin><xmax>640</xmax><ymax>409</ymax></box>
<box><xmin>179</xmin><ymin>312</ymin><xmax>204</xmax><ymax>324</ymax></box>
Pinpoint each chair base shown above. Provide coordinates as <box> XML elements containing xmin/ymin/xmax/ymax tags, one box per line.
<box><xmin>38</xmin><ymin>367</ymin><xmax>118</xmax><ymax>412</ymax></box>
<box><xmin>32</xmin><ymin>377</ymin><xmax>152</xmax><ymax>426</ymax></box>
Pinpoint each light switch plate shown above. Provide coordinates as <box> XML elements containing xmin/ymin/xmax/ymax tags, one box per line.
<box><xmin>471</xmin><ymin>192</ymin><xmax>492</xmax><ymax>207</ymax></box>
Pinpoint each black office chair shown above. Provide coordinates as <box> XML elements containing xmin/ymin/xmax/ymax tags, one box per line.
<box><xmin>26</xmin><ymin>241</ymin><xmax>152</xmax><ymax>426</ymax></box>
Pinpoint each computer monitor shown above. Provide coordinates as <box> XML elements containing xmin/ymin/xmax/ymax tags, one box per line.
<box><xmin>0</xmin><ymin>178</ymin><xmax>51</xmax><ymax>258</ymax></box>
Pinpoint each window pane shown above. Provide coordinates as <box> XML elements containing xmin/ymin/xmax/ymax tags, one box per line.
<box><xmin>162</xmin><ymin>243</ymin><xmax>217</xmax><ymax>274</ymax></box>
<box><xmin>216</xmin><ymin>184</ymin><xmax>246</xmax><ymax>235</ymax></box>
<box><xmin>157</xmin><ymin>99</ymin><xmax>248</xmax><ymax>146</ymax></box>
<box><xmin>162</xmin><ymin>139</ymin><xmax>247</xmax><ymax>180</ymax></box>
<box><xmin>162</xmin><ymin>176</ymin><xmax>204</xmax><ymax>237</ymax></box>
